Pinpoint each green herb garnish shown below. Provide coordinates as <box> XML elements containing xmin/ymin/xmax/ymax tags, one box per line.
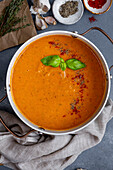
<box><xmin>60</xmin><ymin>58</ymin><xmax>65</xmax><ymax>63</ymax></box>
<box><xmin>41</xmin><ymin>55</ymin><xmax>86</xmax><ymax>71</ymax></box>
<box><xmin>41</xmin><ymin>55</ymin><xmax>61</xmax><ymax>67</ymax></box>
<box><xmin>60</xmin><ymin>62</ymin><xmax>67</xmax><ymax>71</ymax></box>
<box><xmin>66</xmin><ymin>59</ymin><xmax>86</xmax><ymax>70</ymax></box>
<box><xmin>0</xmin><ymin>0</ymin><xmax>30</xmax><ymax>38</ymax></box>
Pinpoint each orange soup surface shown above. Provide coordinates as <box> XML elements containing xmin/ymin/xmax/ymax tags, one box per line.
<box><xmin>11</xmin><ymin>35</ymin><xmax>106</xmax><ymax>131</ymax></box>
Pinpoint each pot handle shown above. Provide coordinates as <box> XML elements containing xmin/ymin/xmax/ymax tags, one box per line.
<box><xmin>0</xmin><ymin>88</ymin><xmax>35</xmax><ymax>138</ymax></box>
<box><xmin>80</xmin><ymin>27</ymin><xmax>113</xmax><ymax>44</ymax></box>
<box><xmin>110</xmin><ymin>65</ymin><xmax>113</xmax><ymax>79</ymax></box>
<box><xmin>110</xmin><ymin>65</ymin><xmax>113</xmax><ymax>72</ymax></box>
<box><xmin>80</xmin><ymin>27</ymin><xmax>113</xmax><ymax>78</ymax></box>
<box><xmin>0</xmin><ymin>88</ymin><xmax>7</xmax><ymax>103</ymax></box>
<box><xmin>0</xmin><ymin>116</ymin><xmax>35</xmax><ymax>138</ymax></box>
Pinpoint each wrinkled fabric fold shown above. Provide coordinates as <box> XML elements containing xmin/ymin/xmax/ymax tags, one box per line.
<box><xmin>0</xmin><ymin>99</ymin><xmax>113</xmax><ymax>170</ymax></box>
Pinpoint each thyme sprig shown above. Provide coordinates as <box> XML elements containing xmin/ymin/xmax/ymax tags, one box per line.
<box><xmin>0</xmin><ymin>0</ymin><xmax>30</xmax><ymax>38</ymax></box>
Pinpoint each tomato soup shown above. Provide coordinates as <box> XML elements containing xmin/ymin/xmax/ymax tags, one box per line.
<box><xmin>10</xmin><ymin>35</ymin><xmax>106</xmax><ymax>130</ymax></box>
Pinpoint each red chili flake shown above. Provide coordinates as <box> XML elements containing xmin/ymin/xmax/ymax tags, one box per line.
<box><xmin>55</xmin><ymin>46</ymin><xmax>59</xmax><ymax>48</ymax></box>
<box><xmin>60</xmin><ymin>52</ymin><xmax>65</xmax><ymax>55</ymax></box>
<box><xmin>63</xmin><ymin>115</ymin><xmax>66</xmax><ymax>117</ymax></box>
<box><xmin>48</xmin><ymin>41</ymin><xmax>55</xmax><ymax>45</ymax></box>
<box><xmin>77</xmin><ymin>82</ymin><xmax>79</xmax><ymax>85</ymax></box>
<box><xmin>80</xmin><ymin>96</ymin><xmax>84</xmax><ymax>101</ymax></box>
<box><xmin>77</xmin><ymin>57</ymin><xmax>81</xmax><ymax>60</ymax></box>
<box><xmin>76</xmin><ymin>98</ymin><xmax>79</xmax><ymax>105</ymax></box>
<box><xmin>75</xmin><ymin>74</ymin><xmax>84</xmax><ymax>80</ymax></box>
<box><xmin>79</xmin><ymin>74</ymin><xmax>84</xmax><ymax>80</ymax></box>
<box><xmin>79</xmin><ymin>89</ymin><xmax>83</xmax><ymax>93</ymax></box>
<box><xmin>73</xmin><ymin>106</ymin><xmax>79</xmax><ymax>114</ymax></box>
<box><xmin>89</xmin><ymin>16</ymin><xmax>96</xmax><ymax>23</ymax></box>
<box><xmin>87</xmin><ymin>80</ymin><xmax>89</xmax><ymax>83</ymax></box>
<box><xmin>88</xmin><ymin>0</ymin><xmax>107</xmax><ymax>9</ymax></box>
<box><xmin>80</xmin><ymin>84</ymin><xmax>87</xmax><ymax>88</ymax></box>
<box><xmin>71</xmin><ymin>113</ymin><xmax>73</xmax><ymax>115</ymax></box>
<box><xmin>60</xmin><ymin>49</ymin><xmax>67</xmax><ymax>55</ymax></box>
<box><xmin>72</xmin><ymin>54</ymin><xmax>76</xmax><ymax>58</ymax></box>
<box><xmin>72</xmin><ymin>77</ymin><xmax>75</xmax><ymax>80</ymax></box>
<box><xmin>81</xmin><ymin>95</ymin><xmax>83</xmax><ymax>98</ymax></box>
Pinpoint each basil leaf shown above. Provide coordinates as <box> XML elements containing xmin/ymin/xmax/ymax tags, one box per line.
<box><xmin>41</xmin><ymin>55</ymin><xmax>61</xmax><ymax>67</ymax></box>
<box><xmin>66</xmin><ymin>59</ymin><xmax>86</xmax><ymax>70</ymax></box>
<box><xmin>60</xmin><ymin>62</ymin><xmax>67</xmax><ymax>71</ymax></box>
<box><xmin>41</xmin><ymin>55</ymin><xmax>85</xmax><ymax>71</ymax></box>
<box><xmin>60</xmin><ymin>58</ymin><xmax>65</xmax><ymax>63</ymax></box>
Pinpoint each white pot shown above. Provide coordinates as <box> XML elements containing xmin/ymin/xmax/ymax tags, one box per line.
<box><xmin>6</xmin><ymin>29</ymin><xmax>112</xmax><ymax>135</ymax></box>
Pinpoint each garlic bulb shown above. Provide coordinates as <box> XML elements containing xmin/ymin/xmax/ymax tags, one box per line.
<box><xmin>35</xmin><ymin>14</ymin><xmax>48</xmax><ymax>30</ymax></box>
<box><xmin>44</xmin><ymin>16</ymin><xmax>57</xmax><ymax>25</ymax></box>
<box><xmin>31</xmin><ymin>0</ymin><xmax>51</xmax><ymax>14</ymax></box>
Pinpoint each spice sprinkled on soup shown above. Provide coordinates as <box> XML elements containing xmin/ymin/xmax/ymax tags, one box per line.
<box><xmin>10</xmin><ymin>35</ymin><xmax>106</xmax><ymax>130</ymax></box>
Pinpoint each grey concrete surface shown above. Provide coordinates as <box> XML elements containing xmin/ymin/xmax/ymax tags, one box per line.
<box><xmin>0</xmin><ymin>0</ymin><xmax>113</xmax><ymax>170</ymax></box>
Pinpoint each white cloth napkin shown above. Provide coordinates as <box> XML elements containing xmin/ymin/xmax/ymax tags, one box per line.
<box><xmin>0</xmin><ymin>99</ymin><xmax>113</xmax><ymax>170</ymax></box>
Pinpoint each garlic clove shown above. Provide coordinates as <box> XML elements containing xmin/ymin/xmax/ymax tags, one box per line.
<box><xmin>30</xmin><ymin>6</ymin><xmax>37</xmax><ymax>14</ymax></box>
<box><xmin>30</xmin><ymin>5</ymin><xmax>46</xmax><ymax>15</ymax></box>
<box><xmin>35</xmin><ymin>14</ymin><xmax>48</xmax><ymax>30</ymax></box>
<box><xmin>41</xmin><ymin>19</ymin><xmax>48</xmax><ymax>30</ymax></box>
<box><xmin>44</xmin><ymin>16</ymin><xmax>57</xmax><ymax>25</ymax></box>
<box><xmin>31</xmin><ymin>0</ymin><xmax>50</xmax><ymax>14</ymax></box>
<box><xmin>42</xmin><ymin>5</ymin><xmax>49</xmax><ymax>13</ymax></box>
<box><xmin>35</xmin><ymin>14</ymin><xmax>42</xmax><ymax>30</ymax></box>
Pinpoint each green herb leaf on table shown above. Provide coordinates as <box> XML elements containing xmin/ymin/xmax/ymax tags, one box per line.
<box><xmin>0</xmin><ymin>0</ymin><xmax>31</xmax><ymax>38</ymax></box>
<box><xmin>41</xmin><ymin>55</ymin><xmax>61</xmax><ymax>67</ymax></box>
<box><xmin>66</xmin><ymin>59</ymin><xmax>86</xmax><ymax>70</ymax></box>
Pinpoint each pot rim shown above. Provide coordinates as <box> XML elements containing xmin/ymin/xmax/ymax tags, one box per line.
<box><xmin>6</xmin><ymin>30</ymin><xmax>111</xmax><ymax>135</ymax></box>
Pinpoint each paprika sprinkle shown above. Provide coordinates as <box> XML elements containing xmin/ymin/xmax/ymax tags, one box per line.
<box><xmin>89</xmin><ymin>16</ymin><xmax>96</xmax><ymax>23</ymax></box>
<box><xmin>88</xmin><ymin>0</ymin><xmax>107</xmax><ymax>9</ymax></box>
